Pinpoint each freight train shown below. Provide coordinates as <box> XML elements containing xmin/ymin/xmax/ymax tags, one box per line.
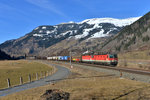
<box><xmin>47</xmin><ymin>54</ymin><xmax>118</xmax><ymax>66</ymax></box>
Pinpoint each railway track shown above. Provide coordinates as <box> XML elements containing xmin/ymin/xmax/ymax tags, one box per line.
<box><xmin>52</xmin><ymin>60</ymin><xmax>150</xmax><ymax>76</ymax></box>
<box><xmin>60</xmin><ymin>61</ymin><xmax>150</xmax><ymax>83</ymax></box>
<box><xmin>47</xmin><ymin>60</ymin><xmax>150</xmax><ymax>83</ymax></box>
<box><xmin>74</xmin><ymin>62</ymin><xmax>150</xmax><ymax>76</ymax></box>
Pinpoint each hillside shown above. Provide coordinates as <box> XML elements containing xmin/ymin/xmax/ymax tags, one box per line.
<box><xmin>0</xmin><ymin>17</ymin><xmax>139</xmax><ymax>57</ymax></box>
<box><xmin>100</xmin><ymin>12</ymin><xmax>150</xmax><ymax>53</ymax></box>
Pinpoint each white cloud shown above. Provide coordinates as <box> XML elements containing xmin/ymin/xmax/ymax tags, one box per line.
<box><xmin>25</xmin><ymin>0</ymin><xmax>66</xmax><ymax>17</ymax></box>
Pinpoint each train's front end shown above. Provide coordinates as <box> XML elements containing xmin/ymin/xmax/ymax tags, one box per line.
<box><xmin>108</xmin><ymin>54</ymin><xmax>118</xmax><ymax>66</ymax></box>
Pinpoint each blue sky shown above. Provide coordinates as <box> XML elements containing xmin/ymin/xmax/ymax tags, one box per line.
<box><xmin>0</xmin><ymin>0</ymin><xmax>150</xmax><ymax>43</ymax></box>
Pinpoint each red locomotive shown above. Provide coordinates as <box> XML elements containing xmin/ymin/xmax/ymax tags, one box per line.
<box><xmin>81</xmin><ymin>54</ymin><xmax>118</xmax><ymax>66</ymax></box>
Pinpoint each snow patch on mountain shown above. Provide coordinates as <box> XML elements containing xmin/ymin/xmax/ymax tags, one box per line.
<box><xmin>60</xmin><ymin>21</ymin><xmax>75</xmax><ymax>24</ymax></box>
<box><xmin>34</xmin><ymin>27</ymin><xmax>39</xmax><ymax>30</ymax></box>
<box><xmin>39</xmin><ymin>30</ymin><xmax>43</xmax><ymax>33</ymax></box>
<box><xmin>75</xmin><ymin>23</ymin><xmax>103</xmax><ymax>39</ymax></box>
<box><xmin>46</xmin><ymin>30</ymin><xmax>51</xmax><ymax>34</ymax></box>
<box><xmin>61</xmin><ymin>31</ymin><xmax>72</xmax><ymax>36</ymax></box>
<box><xmin>91</xmin><ymin>29</ymin><xmax>107</xmax><ymax>38</ymax></box>
<box><xmin>42</xmin><ymin>26</ymin><xmax>46</xmax><ymax>29</ymax></box>
<box><xmin>75</xmin><ymin>29</ymin><xmax>91</xmax><ymax>39</ymax></box>
<box><xmin>33</xmin><ymin>34</ymin><xmax>43</xmax><ymax>37</ymax></box>
<box><xmin>54</xmin><ymin>26</ymin><xmax>58</xmax><ymax>28</ymax></box>
<box><xmin>79</xmin><ymin>17</ymin><xmax>140</xmax><ymax>27</ymax></box>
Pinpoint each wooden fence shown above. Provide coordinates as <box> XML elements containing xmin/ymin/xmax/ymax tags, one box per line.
<box><xmin>6</xmin><ymin>66</ymin><xmax>56</xmax><ymax>88</ymax></box>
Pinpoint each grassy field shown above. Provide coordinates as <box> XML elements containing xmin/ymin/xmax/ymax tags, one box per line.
<box><xmin>117</xmin><ymin>50</ymin><xmax>150</xmax><ymax>70</ymax></box>
<box><xmin>0</xmin><ymin>60</ymin><xmax>52</xmax><ymax>89</ymax></box>
<box><xmin>118</xmin><ymin>50</ymin><xmax>150</xmax><ymax>60</ymax></box>
<box><xmin>1</xmin><ymin>61</ymin><xmax>150</xmax><ymax>100</ymax></box>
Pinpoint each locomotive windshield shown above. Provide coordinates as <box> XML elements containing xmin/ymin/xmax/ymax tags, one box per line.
<box><xmin>109</xmin><ymin>54</ymin><xmax>118</xmax><ymax>58</ymax></box>
<box><xmin>109</xmin><ymin>55</ymin><xmax>114</xmax><ymax>58</ymax></box>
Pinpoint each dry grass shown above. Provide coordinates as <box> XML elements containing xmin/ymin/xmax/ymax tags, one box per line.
<box><xmin>1</xmin><ymin>61</ymin><xmax>150</xmax><ymax>100</ymax></box>
<box><xmin>118</xmin><ymin>59</ymin><xmax>150</xmax><ymax>70</ymax></box>
<box><xmin>117</xmin><ymin>50</ymin><xmax>150</xmax><ymax>70</ymax></box>
<box><xmin>118</xmin><ymin>50</ymin><xmax>150</xmax><ymax>60</ymax></box>
<box><xmin>120</xmin><ymin>85</ymin><xmax>150</xmax><ymax>100</ymax></box>
<box><xmin>0</xmin><ymin>60</ymin><xmax>52</xmax><ymax>89</ymax></box>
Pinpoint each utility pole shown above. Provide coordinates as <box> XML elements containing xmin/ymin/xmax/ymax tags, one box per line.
<box><xmin>56</xmin><ymin>52</ymin><xmax>57</xmax><ymax>61</ymax></box>
<box><xmin>70</xmin><ymin>50</ymin><xmax>73</xmax><ymax>68</ymax></box>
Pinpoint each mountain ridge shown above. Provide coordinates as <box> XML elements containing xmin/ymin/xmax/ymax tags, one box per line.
<box><xmin>100</xmin><ymin>12</ymin><xmax>150</xmax><ymax>53</ymax></box>
<box><xmin>0</xmin><ymin>16</ymin><xmax>140</xmax><ymax>57</ymax></box>
<box><xmin>79</xmin><ymin>17</ymin><xmax>140</xmax><ymax>27</ymax></box>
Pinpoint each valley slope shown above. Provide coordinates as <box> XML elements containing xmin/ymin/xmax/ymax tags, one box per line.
<box><xmin>100</xmin><ymin>12</ymin><xmax>150</xmax><ymax>53</ymax></box>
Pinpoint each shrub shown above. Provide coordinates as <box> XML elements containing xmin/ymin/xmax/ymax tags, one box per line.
<box><xmin>142</xmin><ymin>35</ymin><xmax>149</xmax><ymax>42</ymax></box>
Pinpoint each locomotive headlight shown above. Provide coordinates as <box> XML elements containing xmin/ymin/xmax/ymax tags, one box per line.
<box><xmin>112</xmin><ymin>60</ymin><xmax>116</xmax><ymax>62</ymax></box>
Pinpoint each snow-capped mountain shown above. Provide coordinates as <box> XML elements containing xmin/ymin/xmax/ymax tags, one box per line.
<box><xmin>32</xmin><ymin>17</ymin><xmax>140</xmax><ymax>40</ymax></box>
<box><xmin>0</xmin><ymin>17</ymin><xmax>140</xmax><ymax>56</ymax></box>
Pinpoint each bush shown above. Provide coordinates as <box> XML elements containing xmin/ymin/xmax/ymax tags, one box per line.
<box><xmin>142</xmin><ymin>35</ymin><xmax>149</xmax><ymax>42</ymax></box>
<box><xmin>115</xmin><ymin>46</ymin><xmax>121</xmax><ymax>51</ymax></box>
<box><xmin>124</xmin><ymin>36</ymin><xmax>136</xmax><ymax>49</ymax></box>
